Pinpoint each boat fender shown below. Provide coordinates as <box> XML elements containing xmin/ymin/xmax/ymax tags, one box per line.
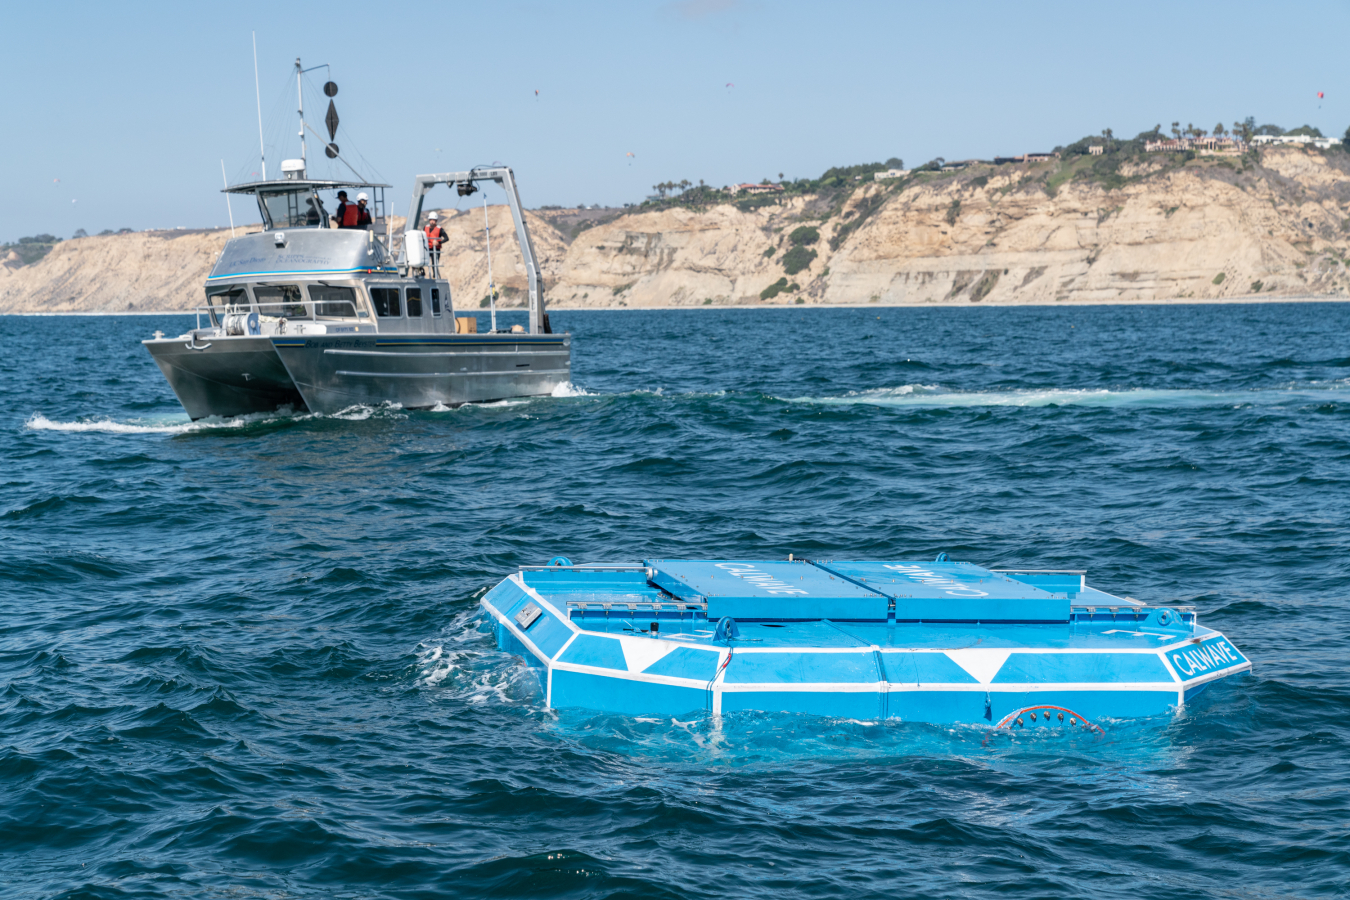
<box><xmin>548</xmin><ymin>556</ymin><xmax>573</xmax><ymax>567</ymax></box>
<box><xmin>714</xmin><ymin>617</ymin><xmax>740</xmax><ymax>642</ymax></box>
<box><xmin>934</xmin><ymin>552</ymin><xmax>950</xmax><ymax>563</ymax></box>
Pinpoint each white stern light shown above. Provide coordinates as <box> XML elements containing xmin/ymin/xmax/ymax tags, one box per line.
<box><xmin>274</xmin><ymin>232</ymin><xmax>286</xmax><ymax>247</ymax></box>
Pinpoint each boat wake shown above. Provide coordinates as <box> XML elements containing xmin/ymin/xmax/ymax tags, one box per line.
<box><xmin>24</xmin><ymin>412</ymin><xmax>272</xmax><ymax>435</ymax></box>
<box><xmin>781</xmin><ymin>381</ymin><xmax>1350</xmax><ymax>409</ymax></box>
<box><xmin>23</xmin><ymin>403</ymin><xmax>407</xmax><ymax>435</ymax></box>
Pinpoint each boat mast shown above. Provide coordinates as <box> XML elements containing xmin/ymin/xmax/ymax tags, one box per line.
<box><xmin>253</xmin><ymin>32</ymin><xmax>266</xmax><ymax>180</ymax></box>
<box><xmin>295</xmin><ymin>57</ymin><xmax>306</xmax><ymax>165</ymax></box>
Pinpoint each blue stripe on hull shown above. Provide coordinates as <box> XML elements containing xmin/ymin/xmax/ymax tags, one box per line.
<box><xmin>724</xmin><ymin>652</ymin><xmax>878</xmax><ymax>684</ymax></box>
<box><xmin>885</xmin><ymin>690</ymin><xmax>988</xmax><ymax>724</ymax></box>
<box><xmin>721</xmin><ymin>690</ymin><xmax>882</xmax><ymax>719</ymax></box>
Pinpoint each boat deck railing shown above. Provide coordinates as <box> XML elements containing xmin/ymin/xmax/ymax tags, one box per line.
<box><xmin>195</xmin><ymin>300</ymin><xmax>365</xmax><ymax>332</ymax></box>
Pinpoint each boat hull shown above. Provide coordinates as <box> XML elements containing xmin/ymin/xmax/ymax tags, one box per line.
<box><xmin>144</xmin><ymin>336</ymin><xmax>306</xmax><ymax>420</ymax></box>
<box><xmin>272</xmin><ymin>333</ymin><xmax>571</xmax><ymax>413</ymax></box>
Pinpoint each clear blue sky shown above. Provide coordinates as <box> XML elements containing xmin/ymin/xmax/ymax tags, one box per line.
<box><xmin>4</xmin><ymin>0</ymin><xmax>1347</xmax><ymax>243</ymax></box>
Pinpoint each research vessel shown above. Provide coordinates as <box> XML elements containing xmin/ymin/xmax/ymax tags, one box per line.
<box><xmin>144</xmin><ymin>60</ymin><xmax>567</xmax><ymax>419</ymax></box>
<box><xmin>482</xmin><ymin>555</ymin><xmax>1251</xmax><ymax>727</ymax></box>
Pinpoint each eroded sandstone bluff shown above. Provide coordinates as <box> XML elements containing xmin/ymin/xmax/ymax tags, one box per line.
<box><xmin>5</xmin><ymin>146</ymin><xmax>1349</xmax><ymax>313</ymax></box>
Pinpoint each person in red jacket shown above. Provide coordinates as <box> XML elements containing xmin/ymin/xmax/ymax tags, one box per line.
<box><xmin>424</xmin><ymin>211</ymin><xmax>448</xmax><ymax>262</ymax></box>
<box><xmin>334</xmin><ymin>191</ymin><xmax>361</xmax><ymax>228</ymax></box>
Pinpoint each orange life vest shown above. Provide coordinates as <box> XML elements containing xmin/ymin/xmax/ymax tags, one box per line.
<box><xmin>341</xmin><ymin>203</ymin><xmax>360</xmax><ymax>228</ymax></box>
<box><xmin>425</xmin><ymin>224</ymin><xmax>446</xmax><ymax>250</ymax></box>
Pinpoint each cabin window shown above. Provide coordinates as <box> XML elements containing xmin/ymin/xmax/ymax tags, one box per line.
<box><xmin>371</xmin><ymin>287</ymin><xmax>401</xmax><ymax>317</ymax></box>
<box><xmin>430</xmin><ymin>288</ymin><xmax>442</xmax><ymax>316</ymax></box>
<box><xmin>254</xmin><ymin>284</ymin><xmax>308</xmax><ymax>319</ymax></box>
<box><xmin>257</xmin><ymin>189</ymin><xmax>326</xmax><ymax>230</ymax></box>
<box><xmin>205</xmin><ymin>286</ymin><xmax>248</xmax><ymax>326</ymax></box>
<box><xmin>310</xmin><ymin>285</ymin><xmax>358</xmax><ymax>318</ymax></box>
<box><xmin>406</xmin><ymin>288</ymin><xmax>423</xmax><ymax>317</ymax></box>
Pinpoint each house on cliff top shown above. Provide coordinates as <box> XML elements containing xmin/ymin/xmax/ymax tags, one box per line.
<box><xmin>728</xmin><ymin>183</ymin><xmax>784</xmax><ymax>195</ymax></box>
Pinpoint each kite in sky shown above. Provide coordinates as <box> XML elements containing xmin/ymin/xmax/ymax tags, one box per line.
<box><xmin>725</xmin><ymin>82</ymin><xmax>734</xmax><ymax>88</ymax></box>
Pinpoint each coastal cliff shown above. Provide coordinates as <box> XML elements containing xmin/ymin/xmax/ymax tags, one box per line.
<box><xmin>3</xmin><ymin>146</ymin><xmax>1348</xmax><ymax>313</ymax></box>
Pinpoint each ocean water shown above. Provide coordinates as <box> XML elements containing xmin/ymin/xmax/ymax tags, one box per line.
<box><xmin>2</xmin><ymin>304</ymin><xmax>1348</xmax><ymax>899</ymax></box>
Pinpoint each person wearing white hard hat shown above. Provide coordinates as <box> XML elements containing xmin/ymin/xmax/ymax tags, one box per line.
<box><xmin>424</xmin><ymin>211</ymin><xmax>448</xmax><ymax>264</ymax></box>
<box><xmin>355</xmin><ymin>192</ymin><xmax>373</xmax><ymax>230</ymax></box>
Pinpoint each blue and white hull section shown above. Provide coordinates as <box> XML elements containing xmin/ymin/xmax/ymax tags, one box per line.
<box><xmin>480</xmin><ymin>557</ymin><xmax>1252</xmax><ymax>727</ymax></box>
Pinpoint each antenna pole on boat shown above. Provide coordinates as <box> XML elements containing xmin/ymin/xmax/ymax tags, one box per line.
<box><xmin>221</xmin><ymin>160</ymin><xmax>236</xmax><ymax>236</ymax></box>
<box><xmin>484</xmin><ymin>192</ymin><xmax>497</xmax><ymax>333</ymax></box>
<box><xmin>295</xmin><ymin>57</ymin><xmax>306</xmax><ymax>165</ymax></box>
<box><xmin>253</xmin><ymin>32</ymin><xmax>266</xmax><ymax>180</ymax></box>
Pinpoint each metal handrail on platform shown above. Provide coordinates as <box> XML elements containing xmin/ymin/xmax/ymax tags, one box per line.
<box><xmin>195</xmin><ymin>299</ymin><xmax>364</xmax><ymax>332</ymax></box>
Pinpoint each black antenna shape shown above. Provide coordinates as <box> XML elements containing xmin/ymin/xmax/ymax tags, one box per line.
<box><xmin>325</xmin><ymin>101</ymin><xmax>339</xmax><ymax>141</ymax></box>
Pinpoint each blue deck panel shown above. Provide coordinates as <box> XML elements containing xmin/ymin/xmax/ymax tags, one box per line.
<box><xmin>818</xmin><ymin>560</ymin><xmax>1069</xmax><ymax>622</ymax></box>
<box><xmin>646</xmin><ymin>559</ymin><xmax>889</xmax><ymax>620</ymax></box>
<box><xmin>481</xmin><ymin>557</ymin><xmax>1252</xmax><ymax>727</ymax></box>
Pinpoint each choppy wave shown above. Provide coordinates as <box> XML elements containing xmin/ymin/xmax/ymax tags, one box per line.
<box><xmin>783</xmin><ymin>381</ymin><xmax>1350</xmax><ymax>409</ymax></box>
<box><xmin>550</xmin><ymin>381</ymin><xmax>592</xmax><ymax>398</ymax></box>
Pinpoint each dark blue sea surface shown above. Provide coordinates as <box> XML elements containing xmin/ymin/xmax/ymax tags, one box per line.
<box><xmin>2</xmin><ymin>304</ymin><xmax>1348</xmax><ymax>899</ymax></box>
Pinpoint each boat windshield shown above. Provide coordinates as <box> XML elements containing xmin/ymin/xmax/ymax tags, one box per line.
<box><xmin>254</xmin><ymin>284</ymin><xmax>309</xmax><ymax>319</ymax></box>
<box><xmin>205</xmin><ymin>285</ymin><xmax>249</xmax><ymax>326</ymax></box>
<box><xmin>257</xmin><ymin>189</ymin><xmax>328</xmax><ymax>230</ymax></box>
<box><xmin>310</xmin><ymin>284</ymin><xmax>361</xmax><ymax>318</ymax></box>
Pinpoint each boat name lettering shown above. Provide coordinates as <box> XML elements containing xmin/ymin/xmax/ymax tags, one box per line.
<box><xmin>713</xmin><ymin>563</ymin><xmax>808</xmax><ymax>595</ymax></box>
<box><xmin>882</xmin><ymin>564</ymin><xmax>989</xmax><ymax>597</ymax></box>
<box><xmin>1171</xmin><ymin>640</ymin><xmax>1240</xmax><ymax>677</ymax></box>
<box><xmin>301</xmin><ymin>339</ymin><xmax>363</xmax><ymax>349</ymax></box>
<box><xmin>271</xmin><ymin>254</ymin><xmax>334</xmax><ymax>266</ymax></box>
